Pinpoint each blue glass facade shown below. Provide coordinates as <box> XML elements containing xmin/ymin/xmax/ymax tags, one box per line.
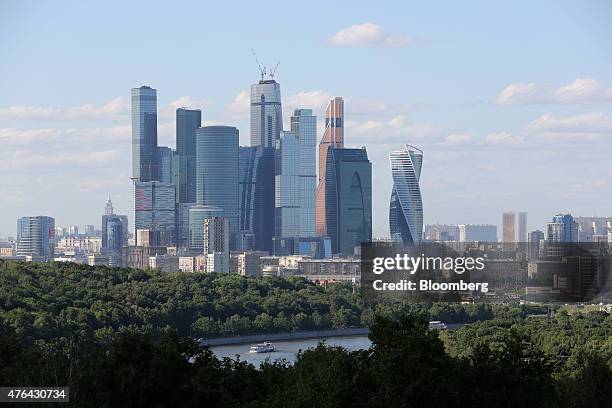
<box><xmin>16</xmin><ymin>216</ymin><xmax>55</xmax><ymax>260</ymax></box>
<box><xmin>196</xmin><ymin>126</ymin><xmax>239</xmax><ymax>248</ymax></box>
<box><xmin>176</xmin><ymin>108</ymin><xmax>201</xmax><ymax>203</ymax></box>
<box><xmin>134</xmin><ymin>181</ymin><xmax>176</xmax><ymax>245</ymax></box>
<box><xmin>156</xmin><ymin>146</ymin><xmax>173</xmax><ymax>183</ymax></box>
<box><xmin>389</xmin><ymin>145</ymin><xmax>423</xmax><ymax>246</ymax></box>
<box><xmin>239</xmin><ymin>146</ymin><xmax>275</xmax><ymax>252</ymax></box>
<box><xmin>250</xmin><ymin>80</ymin><xmax>283</xmax><ymax>148</ymax></box>
<box><xmin>131</xmin><ymin>86</ymin><xmax>158</xmax><ymax>182</ymax></box>
<box><xmin>324</xmin><ymin>148</ymin><xmax>372</xmax><ymax>255</ymax></box>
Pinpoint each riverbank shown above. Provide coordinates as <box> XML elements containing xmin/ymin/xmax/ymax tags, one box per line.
<box><xmin>201</xmin><ymin>327</ymin><xmax>370</xmax><ymax>346</ymax></box>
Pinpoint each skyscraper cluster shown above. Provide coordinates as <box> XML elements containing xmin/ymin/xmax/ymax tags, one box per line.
<box><xmin>130</xmin><ymin>71</ymin><xmax>373</xmax><ymax>263</ymax></box>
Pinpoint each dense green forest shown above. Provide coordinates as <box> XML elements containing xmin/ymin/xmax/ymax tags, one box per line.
<box><xmin>0</xmin><ymin>260</ymin><xmax>547</xmax><ymax>340</ymax></box>
<box><xmin>1</xmin><ymin>260</ymin><xmax>611</xmax><ymax>407</ymax></box>
<box><xmin>1</xmin><ymin>312</ymin><xmax>611</xmax><ymax>407</ymax></box>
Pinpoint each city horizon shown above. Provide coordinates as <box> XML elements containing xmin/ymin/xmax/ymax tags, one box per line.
<box><xmin>1</xmin><ymin>1</ymin><xmax>611</xmax><ymax>239</ymax></box>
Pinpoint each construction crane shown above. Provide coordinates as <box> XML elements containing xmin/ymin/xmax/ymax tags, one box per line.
<box><xmin>269</xmin><ymin>61</ymin><xmax>280</xmax><ymax>79</ymax></box>
<box><xmin>251</xmin><ymin>48</ymin><xmax>279</xmax><ymax>81</ymax></box>
<box><xmin>251</xmin><ymin>48</ymin><xmax>266</xmax><ymax>81</ymax></box>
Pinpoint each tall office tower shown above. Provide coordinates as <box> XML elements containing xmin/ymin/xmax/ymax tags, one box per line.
<box><xmin>517</xmin><ymin>212</ymin><xmax>528</xmax><ymax>242</ymax></box>
<box><xmin>389</xmin><ymin>145</ymin><xmax>424</xmax><ymax>246</ymax></box>
<box><xmin>131</xmin><ymin>86</ymin><xmax>158</xmax><ymax>182</ymax></box>
<box><xmin>175</xmin><ymin>108</ymin><xmax>201</xmax><ymax>203</ymax></box>
<box><xmin>528</xmin><ymin>230</ymin><xmax>545</xmax><ymax>260</ymax></box>
<box><xmin>156</xmin><ymin>146</ymin><xmax>173</xmax><ymax>183</ymax></box>
<box><xmin>502</xmin><ymin>212</ymin><xmax>516</xmax><ymax>243</ymax></box>
<box><xmin>101</xmin><ymin>195</ymin><xmax>128</xmax><ymax>257</ymax></box>
<box><xmin>458</xmin><ymin>224</ymin><xmax>498</xmax><ymax>242</ymax></box>
<box><xmin>275</xmin><ymin>125</ymin><xmax>317</xmax><ymax>239</ymax></box>
<box><xmin>250</xmin><ymin>79</ymin><xmax>282</xmax><ymax>148</ymax></box>
<box><xmin>134</xmin><ymin>181</ymin><xmax>176</xmax><ymax>246</ymax></box>
<box><xmin>16</xmin><ymin>216</ymin><xmax>55</xmax><ymax>260</ymax></box>
<box><xmin>196</xmin><ymin>126</ymin><xmax>239</xmax><ymax>248</ymax></box>
<box><xmin>290</xmin><ymin>108</ymin><xmax>317</xmax><ymax>236</ymax></box>
<box><xmin>238</xmin><ymin>146</ymin><xmax>275</xmax><ymax>251</ymax></box>
<box><xmin>325</xmin><ymin>147</ymin><xmax>372</xmax><ymax>255</ymax></box>
<box><xmin>316</xmin><ymin>97</ymin><xmax>344</xmax><ymax>236</ymax></box>
<box><xmin>547</xmin><ymin>213</ymin><xmax>579</xmax><ymax>243</ymax></box>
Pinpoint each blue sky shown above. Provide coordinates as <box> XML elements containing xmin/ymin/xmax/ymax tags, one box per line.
<box><xmin>1</xmin><ymin>0</ymin><xmax>611</xmax><ymax>238</ymax></box>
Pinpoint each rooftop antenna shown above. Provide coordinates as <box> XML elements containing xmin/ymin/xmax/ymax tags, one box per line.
<box><xmin>269</xmin><ymin>61</ymin><xmax>280</xmax><ymax>79</ymax></box>
<box><xmin>251</xmin><ymin>48</ymin><xmax>266</xmax><ymax>81</ymax></box>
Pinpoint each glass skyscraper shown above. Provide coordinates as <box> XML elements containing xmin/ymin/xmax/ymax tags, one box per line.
<box><xmin>16</xmin><ymin>216</ymin><xmax>55</xmax><ymax>260</ymax></box>
<box><xmin>134</xmin><ymin>181</ymin><xmax>176</xmax><ymax>245</ymax></box>
<box><xmin>156</xmin><ymin>146</ymin><xmax>173</xmax><ymax>183</ymax></box>
<box><xmin>275</xmin><ymin>109</ymin><xmax>316</xmax><ymax>239</ymax></box>
<box><xmin>239</xmin><ymin>146</ymin><xmax>275</xmax><ymax>251</ymax></box>
<box><xmin>389</xmin><ymin>144</ymin><xmax>423</xmax><ymax>246</ymax></box>
<box><xmin>175</xmin><ymin>108</ymin><xmax>201</xmax><ymax>203</ymax></box>
<box><xmin>131</xmin><ymin>86</ymin><xmax>158</xmax><ymax>182</ymax></box>
<box><xmin>196</xmin><ymin>126</ymin><xmax>239</xmax><ymax>248</ymax></box>
<box><xmin>316</xmin><ymin>97</ymin><xmax>344</xmax><ymax>236</ymax></box>
<box><xmin>101</xmin><ymin>195</ymin><xmax>128</xmax><ymax>253</ymax></box>
<box><xmin>547</xmin><ymin>214</ymin><xmax>579</xmax><ymax>242</ymax></box>
<box><xmin>250</xmin><ymin>79</ymin><xmax>283</xmax><ymax>148</ymax></box>
<box><xmin>324</xmin><ymin>147</ymin><xmax>372</xmax><ymax>255</ymax></box>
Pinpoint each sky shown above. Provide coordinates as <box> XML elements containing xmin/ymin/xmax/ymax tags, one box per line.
<box><xmin>1</xmin><ymin>0</ymin><xmax>611</xmax><ymax>239</ymax></box>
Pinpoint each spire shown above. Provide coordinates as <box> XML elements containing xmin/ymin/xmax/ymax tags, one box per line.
<box><xmin>104</xmin><ymin>193</ymin><xmax>114</xmax><ymax>215</ymax></box>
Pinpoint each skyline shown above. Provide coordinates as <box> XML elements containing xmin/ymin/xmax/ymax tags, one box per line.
<box><xmin>2</xmin><ymin>1</ymin><xmax>612</xmax><ymax>238</ymax></box>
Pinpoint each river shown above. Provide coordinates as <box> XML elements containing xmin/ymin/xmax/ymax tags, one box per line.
<box><xmin>210</xmin><ymin>335</ymin><xmax>372</xmax><ymax>366</ymax></box>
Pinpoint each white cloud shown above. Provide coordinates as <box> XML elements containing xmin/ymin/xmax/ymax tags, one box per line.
<box><xmin>0</xmin><ymin>97</ymin><xmax>129</xmax><ymax>121</ymax></box>
<box><xmin>495</xmin><ymin>83</ymin><xmax>541</xmax><ymax>106</ymax></box>
<box><xmin>0</xmin><ymin>150</ymin><xmax>121</xmax><ymax>170</ymax></box>
<box><xmin>226</xmin><ymin>90</ymin><xmax>250</xmax><ymax>119</ymax></box>
<box><xmin>496</xmin><ymin>78</ymin><xmax>612</xmax><ymax>106</ymax></box>
<box><xmin>78</xmin><ymin>178</ymin><xmax>128</xmax><ymax>193</ymax></box>
<box><xmin>327</xmin><ymin>22</ymin><xmax>416</xmax><ymax>48</ymax></box>
<box><xmin>485</xmin><ymin>132</ymin><xmax>524</xmax><ymax>144</ymax></box>
<box><xmin>284</xmin><ymin>90</ymin><xmax>331</xmax><ymax>114</ymax></box>
<box><xmin>526</xmin><ymin>112</ymin><xmax>612</xmax><ymax>134</ymax></box>
<box><xmin>443</xmin><ymin>133</ymin><xmax>473</xmax><ymax>145</ymax></box>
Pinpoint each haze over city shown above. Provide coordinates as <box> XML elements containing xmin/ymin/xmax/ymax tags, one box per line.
<box><xmin>1</xmin><ymin>0</ymin><xmax>611</xmax><ymax>238</ymax></box>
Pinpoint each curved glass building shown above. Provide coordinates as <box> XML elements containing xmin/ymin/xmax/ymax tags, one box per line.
<box><xmin>389</xmin><ymin>145</ymin><xmax>423</xmax><ymax>245</ymax></box>
<box><xmin>324</xmin><ymin>147</ymin><xmax>372</xmax><ymax>255</ymax></box>
<box><xmin>238</xmin><ymin>146</ymin><xmax>275</xmax><ymax>251</ymax></box>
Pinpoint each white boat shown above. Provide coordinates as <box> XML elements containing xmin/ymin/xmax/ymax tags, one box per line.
<box><xmin>249</xmin><ymin>341</ymin><xmax>275</xmax><ymax>353</ymax></box>
<box><xmin>428</xmin><ymin>321</ymin><xmax>447</xmax><ymax>330</ymax></box>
